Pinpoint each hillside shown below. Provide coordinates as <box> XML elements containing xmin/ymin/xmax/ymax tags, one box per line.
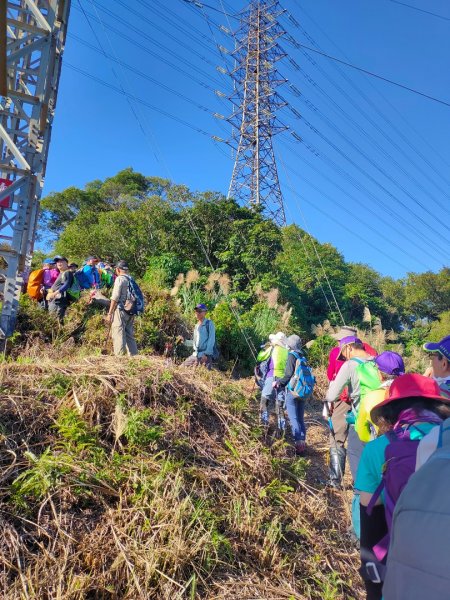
<box><xmin>0</xmin><ymin>354</ymin><xmax>362</xmax><ymax>599</ymax></box>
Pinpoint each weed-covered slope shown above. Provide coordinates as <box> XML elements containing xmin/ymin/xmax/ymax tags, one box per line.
<box><xmin>0</xmin><ymin>357</ymin><xmax>362</xmax><ymax>599</ymax></box>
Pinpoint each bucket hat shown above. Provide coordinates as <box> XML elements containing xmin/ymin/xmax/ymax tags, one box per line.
<box><xmin>370</xmin><ymin>373</ymin><xmax>450</xmax><ymax>422</ymax></box>
<box><xmin>337</xmin><ymin>335</ymin><xmax>362</xmax><ymax>359</ymax></box>
<box><xmin>269</xmin><ymin>332</ymin><xmax>288</xmax><ymax>348</ymax></box>
<box><xmin>286</xmin><ymin>334</ymin><xmax>302</xmax><ymax>351</ymax></box>
<box><xmin>331</xmin><ymin>325</ymin><xmax>358</xmax><ymax>341</ymax></box>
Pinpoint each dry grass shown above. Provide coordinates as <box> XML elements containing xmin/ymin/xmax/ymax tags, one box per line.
<box><xmin>0</xmin><ymin>355</ymin><xmax>363</xmax><ymax>599</ymax></box>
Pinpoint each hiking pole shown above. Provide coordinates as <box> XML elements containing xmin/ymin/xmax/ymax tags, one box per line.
<box><xmin>324</xmin><ymin>402</ymin><xmax>352</xmax><ymax>522</ymax></box>
<box><xmin>101</xmin><ymin>317</ymin><xmax>113</xmax><ymax>355</ymax></box>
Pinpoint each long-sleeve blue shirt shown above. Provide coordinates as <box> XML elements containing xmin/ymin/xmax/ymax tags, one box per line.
<box><xmin>80</xmin><ymin>264</ymin><xmax>100</xmax><ymax>289</ymax></box>
<box><xmin>193</xmin><ymin>319</ymin><xmax>216</xmax><ymax>358</ymax></box>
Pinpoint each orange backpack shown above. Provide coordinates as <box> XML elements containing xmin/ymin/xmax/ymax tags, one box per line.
<box><xmin>27</xmin><ymin>268</ymin><xmax>44</xmax><ymax>300</ymax></box>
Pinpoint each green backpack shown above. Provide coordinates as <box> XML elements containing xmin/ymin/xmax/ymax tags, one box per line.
<box><xmin>356</xmin><ymin>359</ymin><xmax>382</xmax><ymax>401</ymax></box>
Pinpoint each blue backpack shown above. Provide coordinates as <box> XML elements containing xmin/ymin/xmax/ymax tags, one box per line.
<box><xmin>287</xmin><ymin>351</ymin><xmax>315</xmax><ymax>399</ymax></box>
<box><xmin>122</xmin><ymin>276</ymin><xmax>145</xmax><ymax>316</ymax></box>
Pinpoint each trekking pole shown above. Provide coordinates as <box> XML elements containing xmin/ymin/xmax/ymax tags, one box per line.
<box><xmin>324</xmin><ymin>402</ymin><xmax>352</xmax><ymax>522</ymax></box>
<box><xmin>101</xmin><ymin>318</ymin><xmax>113</xmax><ymax>355</ymax></box>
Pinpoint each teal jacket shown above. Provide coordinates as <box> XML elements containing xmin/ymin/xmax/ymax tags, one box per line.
<box><xmin>193</xmin><ymin>318</ymin><xmax>216</xmax><ymax>358</ymax></box>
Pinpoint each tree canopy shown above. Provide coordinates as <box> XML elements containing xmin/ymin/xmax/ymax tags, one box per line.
<box><xmin>39</xmin><ymin>168</ymin><xmax>450</xmax><ymax>337</ymax></box>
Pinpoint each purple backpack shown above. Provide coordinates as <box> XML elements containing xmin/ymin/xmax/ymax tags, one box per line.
<box><xmin>367</xmin><ymin>415</ymin><xmax>442</xmax><ymax>562</ymax></box>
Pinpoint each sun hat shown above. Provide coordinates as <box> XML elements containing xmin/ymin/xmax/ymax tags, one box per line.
<box><xmin>370</xmin><ymin>373</ymin><xmax>450</xmax><ymax>422</ymax></box>
<box><xmin>286</xmin><ymin>334</ymin><xmax>302</xmax><ymax>350</ymax></box>
<box><xmin>337</xmin><ymin>335</ymin><xmax>363</xmax><ymax>359</ymax></box>
<box><xmin>423</xmin><ymin>336</ymin><xmax>450</xmax><ymax>361</ymax></box>
<box><xmin>331</xmin><ymin>325</ymin><xmax>358</xmax><ymax>341</ymax></box>
<box><xmin>269</xmin><ymin>331</ymin><xmax>288</xmax><ymax>348</ymax></box>
<box><xmin>374</xmin><ymin>351</ymin><xmax>405</xmax><ymax>376</ymax></box>
<box><xmin>194</xmin><ymin>303</ymin><xmax>208</xmax><ymax>312</ymax></box>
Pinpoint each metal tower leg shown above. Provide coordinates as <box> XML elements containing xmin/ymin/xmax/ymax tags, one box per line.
<box><xmin>0</xmin><ymin>0</ymin><xmax>71</xmax><ymax>340</ymax></box>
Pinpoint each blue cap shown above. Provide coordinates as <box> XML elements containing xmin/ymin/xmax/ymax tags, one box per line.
<box><xmin>194</xmin><ymin>303</ymin><xmax>208</xmax><ymax>311</ymax></box>
<box><xmin>43</xmin><ymin>258</ymin><xmax>55</xmax><ymax>264</ymax></box>
<box><xmin>423</xmin><ymin>336</ymin><xmax>450</xmax><ymax>361</ymax></box>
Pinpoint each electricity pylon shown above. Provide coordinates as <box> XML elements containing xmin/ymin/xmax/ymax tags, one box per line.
<box><xmin>0</xmin><ymin>0</ymin><xmax>70</xmax><ymax>340</ymax></box>
<box><xmin>226</xmin><ymin>0</ymin><xmax>287</xmax><ymax>226</ymax></box>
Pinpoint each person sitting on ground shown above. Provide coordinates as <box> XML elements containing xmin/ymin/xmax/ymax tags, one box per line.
<box><xmin>355</xmin><ymin>351</ymin><xmax>405</xmax><ymax>443</ymax></box>
<box><xmin>355</xmin><ymin>374</ymin><xmax>450</xmax><ymax>600</ymax></box>
<box><xmin>46</xmin><ymin>257</ymin><xmax>74</xmax><ymax>324</ymax></box>
<box><xmin>422</xmin><ymin>335</ymin><xmax>450</xmax><ymax>396</ymax></box>
<box><xmin>105</xmin><ymin>260</ymin><xmax>138</xmax><ymax>357</ymax></box>
<box><xmin>259</xmin><ymin>332</ymin><xmax>289</xmax><ymax>431</ymax></box>
<box><xmin>182</xmin><ymin>304</ymin><xmax>216</xmax><ymax>370</ymax></box>
<box><xmin>275</xmin><ymin>334</ymin><xmax>311</xmax><ymax>455</ymax></box>
<box><xmin>79</xmin><ymin>256</ymin><xmax>100</xmax><ymax>290</ymax></box>
<box><xmin>41</xmin><ymin>258</ymin><xmax>59</xmax><ymax>310</ymax></box>
<box><xmin>324</xmin><ymin>336</ymin><xmax>374</xmax><ymax>485</ymax></box>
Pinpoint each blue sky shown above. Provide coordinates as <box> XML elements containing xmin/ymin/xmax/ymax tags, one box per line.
<box><xmin>43</xmin><ymin>0</ymin><xmax>450</xmax><ymax>278</ymax></box>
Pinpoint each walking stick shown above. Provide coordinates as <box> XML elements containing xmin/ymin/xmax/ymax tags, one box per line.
<box><xmin>101</xmin><ymin>318</ymin><xmax>113</xmax><ymax>355</ymax></box>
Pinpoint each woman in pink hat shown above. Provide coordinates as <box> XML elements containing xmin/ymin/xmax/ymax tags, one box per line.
<box><xmin>355</xmin><ymin>374</ymin><xmax>450</xmax><ymax>600</ymax></box>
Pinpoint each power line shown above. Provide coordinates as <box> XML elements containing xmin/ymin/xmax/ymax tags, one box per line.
<box><xmin>288</xmin><ymin>41</ymin><xmax>450</xmax><ymax>108</ymax></box>
<box><xmin>386</xmin><ymin>0</ymin><xmax>450</xmax><ymax>21</ymax></box>
<box><xmin>65</xmin><ymin>63</ymin><xmax>214</xmax><ymax>137</ymax></box>
<box><xmin>293</xmin><ymin>1</ymin><xmax>450</xmax><ymax>182</ymax></box>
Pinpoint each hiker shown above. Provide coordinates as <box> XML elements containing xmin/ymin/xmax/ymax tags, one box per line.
<box><xmin>423</xmin><ymin>335</ymin><xmax>450</xmax><ymax>395</ymax></box>
<box><xmin>68</xmin><ymin>262</ymin><xmax>79</xmax><ymax>273</ymax></box>
<box><xmin>324</xmin><ymin>336</ymin><xmax>374</xmax><ymax>486</ymax></box>
<box><xmin>383</xmin><ymin>415</ymin><xmax>450</xmax><ymax>600</ymax></box>
<box><xmin>105</xmin><ymin>260</ymin><xmax>140</xmax><ymax>356</ymax></box>
<box><xmin>355</xmin><ymin>374</ymin><xmax>450</xmax><ymax>600</ymax></box>
<box><xmin>182</xmin><ymin>304</ymin><xmax>217</xmax><ymax>369</ymax></box>
<box><xmin>275</xmin><ymin>334</ymin><xmax>315</xmax><ymax>455</ymax></box>
<box><xmin>46</xmin><ymin>257</ymin><xmax>75</xmax><ymax>323</ymax></box>
<box><xmin>259</xmin><ymin>332</ymin><xmax>289</xmax><ymax>431</ymax></box>
<box><xmin>99</xmin><ymin>262</ymin><xmax>115</xmax><ymax>289</ymax></box>
<box><xmin>355</xmin><ymin>351</ymin><xmax>405</xmax><ymax>443</ymax></box>
<box><xmin>27</xmin><ymin>258</ymin><xmax>58</xmax><ymax>306</ymax></box>
<box><xmin>78</xmin><ymin>256</ymin><xmax>100</xmax><ymax>290</ymax></box>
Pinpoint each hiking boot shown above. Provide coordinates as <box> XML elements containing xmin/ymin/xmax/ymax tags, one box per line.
<box><xmin>328</xmin><ymin>447</ymin><xmax>346</xmax><ymax>488</ymax></box>
<box><xmin>295</xmin><ymin>441</ymin><xmax>306</xmax><ymax>456</ymax></box>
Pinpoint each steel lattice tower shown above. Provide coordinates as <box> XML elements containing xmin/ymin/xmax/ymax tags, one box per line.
<box><xmin>227</xmin><ymin>0</ymin><xmax>287</xmax><ymax>226</ymax></box>
<box><xmin>0</xmin><ymin>0</ymin><xmax>70</xmax><ymax>339</ymax></box>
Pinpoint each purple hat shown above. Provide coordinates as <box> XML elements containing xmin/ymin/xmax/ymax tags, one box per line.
<box><xmin>194</xmin><ymin>303</ymin><xmax>208</xmax><ymax>312</ymax></box>
<box><xmin>338</xmin><ymin>335</ymin><xmax>363</xmax><ymax>359</ymax></box>
<box><xmin>423</xmin><ymin>336</ymin><xmax>450</xmax><ymax>361</ymax></box>
<box><xmin>374</xmin><ymin>351</ymin><xmax>405</xmax><ymax>376</ymax></box>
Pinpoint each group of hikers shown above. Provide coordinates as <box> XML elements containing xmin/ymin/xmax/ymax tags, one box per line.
<box><xmin>255</xmin><ymin>324</ymin><xmax>450</xmax><ymax>600</ymax></box>
<box><xmin>25</xmin><ymin>257</ymin><xmax>450</xmax><ymax>598</ymax></box>
<box><xmin>27</xmin><ymin>256</ymin><xmax>144</xmax><ymax>356</ymax></box>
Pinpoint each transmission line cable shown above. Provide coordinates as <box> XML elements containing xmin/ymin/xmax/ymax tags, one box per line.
<box><xmin>386</xmin><ymin>0</ymin><xmax>450</xmax><ymax>21</ymax></box>
<box><xmin>283</xmin><ymin>84</ymin><xmax>449</xmax><ymax>216</ymax></box>
<box><xmin>283</xmin><ymin>41</ymin><xmax>450</xmax><ymax>108</ymax></box>
<box><xmin>278</xmin><ymin>136</ymin><xmax>441</xmax><ymax>269</ymax></box>
<box><xmin>297</xmin><ymin>118</ymin><xmax>450</xmax><ymax>251</ymax></box>
<box><xmin>290</xmin><ymin>9</ymin><xmax>450</xmax><ymax>186</ymax></box>
<box><xmin>279</xmin><ymin>159</ymin><xmax>346</xmax><ymax>325</ymax></box>
<box><xmin>284</xmin><ymin>19</ymin><xmax>450</xmax><ymax>198</ymax></box>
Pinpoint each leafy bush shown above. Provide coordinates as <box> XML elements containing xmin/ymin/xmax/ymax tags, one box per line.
<box><xmin>307</xmin><ymin>335</ymin><xmax>336</xmax><ymax>368</ymax></box>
